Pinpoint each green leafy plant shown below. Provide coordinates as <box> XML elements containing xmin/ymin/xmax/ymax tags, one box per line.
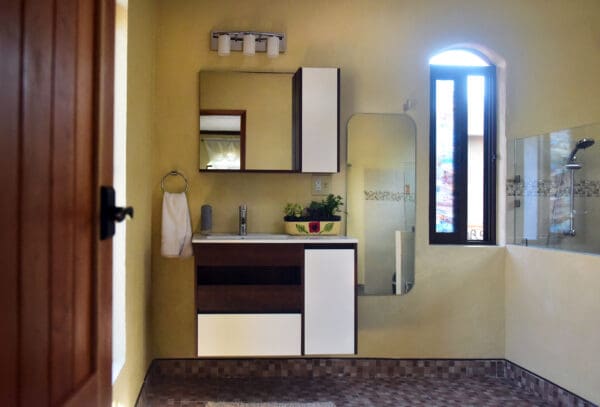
<box><xmin>284</xmin><ymin>203</ymin><xmax>304</xmax><ymax>219</ymax></box>
<box><xmin>323</xmin><ymin>194</ymin><xmax>343</xmax><ymax>218</ymax></box>
<box><xmin>284</xmin><ymin>194</ymin><xmax>343</xmax><ymax>222</ymax></box>
<box><xmin>307</xmin><ymin>194</ymin><xmax>343</xmax><ymax>221</ymax></box>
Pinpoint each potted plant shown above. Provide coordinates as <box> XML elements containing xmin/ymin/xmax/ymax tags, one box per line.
<box><xmin>283</xmin><ymin>194</ymin><xmax>343</xmax><ymax>235</ymax></box>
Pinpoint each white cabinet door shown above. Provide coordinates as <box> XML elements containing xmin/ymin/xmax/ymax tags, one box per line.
<box><xmin>300</xmin><ymin>67</ymin><xmax>339</xmax><ymax>173</ymax></box>
<box><xmin>197</xmin><ymin>314</ymin><xmax>301</xmax><ymax>357</ymax></box>
<box><xmin>304</xmin><ymin>249</ymin><xmax>355</xmax><ymax>354</ymax></box>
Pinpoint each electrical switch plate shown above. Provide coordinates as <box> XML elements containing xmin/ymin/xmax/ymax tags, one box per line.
<box><xmin>311</xmin><ymin>175</ymin><xmax>331</xmax><ymax>195</ymax></box>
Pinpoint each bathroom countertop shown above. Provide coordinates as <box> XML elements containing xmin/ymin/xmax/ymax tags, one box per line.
<box><xmin>192</xmin><ymin>233</ymin><xmax>358</xmax><ymax>244</ymax></box>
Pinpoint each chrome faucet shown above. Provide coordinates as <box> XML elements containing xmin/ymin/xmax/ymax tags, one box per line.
<box><xmin>239</xmin><ymin>204</ymin><xmax>247</xmax><ymax>235</ymax></box>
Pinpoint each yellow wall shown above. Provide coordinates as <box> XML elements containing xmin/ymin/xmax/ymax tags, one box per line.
<box><xmin>112</xmin><ymin>0</ymin><xmax>156</xmax><ymax>405</ymax></box>
<box><xmin>150</xmin><ymin>0</ymin><xmax>600</xmax><ymax>373</ymax></box>
<box><xmin>506</xmin><ymin>246</ymin><xmax>600</xmax><ymax>404</ymax></box>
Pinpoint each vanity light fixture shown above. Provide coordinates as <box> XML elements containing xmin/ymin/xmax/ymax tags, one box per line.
<box><xmin>210</xmin><ymin>31</ymin><xmax>286</xmax><ymax>57</ymax></box>
<box><xmin>243</xmin><ymin>33</ymin><xmax>256</xmax><ymax>55</ymax></box>
<box><xmin>217</xmin><ymin>33</ymin><xmax>231</xmax><ymax>56</ymax></box>
<box><xmin>266</xmin><ymin>35</ymin><xmax>280</xmax><ymax>58</ymax></box>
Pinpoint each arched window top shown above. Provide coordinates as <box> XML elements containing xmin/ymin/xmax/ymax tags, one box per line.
<box><xmin>429</xmin><ymin>49</ymin><xmax>490</xmax><ymax>67</ymax></box>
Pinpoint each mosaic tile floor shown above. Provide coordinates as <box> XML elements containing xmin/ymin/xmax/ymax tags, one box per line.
<box><xmin>139</xmin><ymin>376</ymin><xmax>549</xmax><ymax>406</ymax></box>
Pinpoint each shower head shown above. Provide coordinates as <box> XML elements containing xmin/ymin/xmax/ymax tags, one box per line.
<box><xmin>576</xmin><ymin>138</ymin><xmax>595</xmax><ymax>149</ymax></box>
<box><xmin>567</xmin><ymin>138</ymin><xmax>595</xmax><ymax>163</ymax></box>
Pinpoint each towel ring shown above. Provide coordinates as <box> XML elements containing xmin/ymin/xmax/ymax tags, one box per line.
<box><xmin>161</xmin><ymin>170</ymin><xmax>189</xmax><ymax>193</ymax></box>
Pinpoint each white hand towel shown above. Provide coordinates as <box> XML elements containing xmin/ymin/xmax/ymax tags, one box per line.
<box><xmin>161</xmin><ymin>192</ymin><xmax>193</xmax><ymax>258</ymax></box>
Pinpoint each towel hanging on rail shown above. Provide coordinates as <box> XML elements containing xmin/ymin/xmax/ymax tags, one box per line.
<box><xmin>161</xmin><ymin>170</ymin><xmax>189</xmax><ymax>193</ymax></box>
<box><xmin>161</xmin><ymin>170</ymin><xmax>192</xmax><ymax>258</ymax></box>
<box><xmin>161</xmin><ymin>192</ymin><xmax>193</xmax><ymax>258</ymax></box>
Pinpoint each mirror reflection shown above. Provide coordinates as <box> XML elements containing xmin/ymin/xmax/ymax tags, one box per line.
<box><xmin>199</xmin><ymin>71</ymin><xmax>294</xmax><ymax>171</ymax></box>
<box><xmin>200</xmin><ymin>110</ymin><xmax>245</xmax><ymax>170</ymax></box>
<box><xmin>347</xmin><ymin>114</ymin><xmax>417</xmax><ymax>296</ymax></box>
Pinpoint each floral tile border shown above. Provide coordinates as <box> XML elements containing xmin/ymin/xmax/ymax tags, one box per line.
<box><xmin>364</xmin><ymin>190</ymin><xmax>415</xmax><ymax>201</ymax></box>
<box><xmin>507</xmin><ymin>179</ymin><xmax>600</xmax><ymax>198</ymax></box>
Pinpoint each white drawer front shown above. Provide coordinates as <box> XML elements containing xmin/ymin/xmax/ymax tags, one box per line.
<box><xmin>304</xmin><ymin>249</ymin><xmax>355</xmax><ymax>355</ymax></box>
<box><xmin>197</xmin><ymin>314</ymin><xmax>301</xmax><ymax>357</ymax></box>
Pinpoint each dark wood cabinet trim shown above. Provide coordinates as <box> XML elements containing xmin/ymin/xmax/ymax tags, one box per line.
<box><xmin>336</xmin><ymin>68</ymin><xmax>341</xmax><ymax>172</ymax></box>
<box><xmin>199</xmin><ymin>169</ymin><xmax>300</xmax><ymax>174</ymax></box>
<box><xmin>194</xmin><ymin>243</ymin><xmax>304</xmax><ymax>267</ymax></box>
<box><xmin>303</xmin><ymin>243</ymin><xmax>356</xmax><ymax>250</ymax></box>
<box><xmin>197</xmin><ymin>285</ymin><xmax>302</xmax><ymax>313</ymax></box>
<box><xmin>354</xmin><ymin>245</ymin><xmax>358</xmax><ymax>354</ymax></box>
<box><xmin>292</xmin><ymin>68</ymin><xmax>303</xmax><ymax>172</ymax></box>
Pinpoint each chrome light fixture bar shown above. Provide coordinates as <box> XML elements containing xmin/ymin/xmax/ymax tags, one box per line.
<box><xmin>211</xmin><ymin>31</ymin><xmax>286</xmax><ymax>56</ymax></box>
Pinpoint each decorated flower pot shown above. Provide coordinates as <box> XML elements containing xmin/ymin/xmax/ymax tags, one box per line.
<box><xmin>284</xmin><ymin>220</ymin><xmax>341</xmax><ymax>236</ymax></box>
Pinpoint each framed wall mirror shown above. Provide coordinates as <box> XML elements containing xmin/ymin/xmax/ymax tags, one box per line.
<box><xmin>347</xmin><ymin>113</ymin><xmax>417</xmax><ymax>296</ymax></box>
<box><xmin>199</xmin><ymin>71</ymin><xmax>294</xmax><ymax>172</ymax></box>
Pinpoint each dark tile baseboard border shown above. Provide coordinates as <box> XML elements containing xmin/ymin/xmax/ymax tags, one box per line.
<box><xmin>503</xmin><ymin>360</ymin><xmax>597</xmax><ymax>407</ymax></box>
<box><xmin>137</xmin><ymin>358</ymin><xmax>597</xmax><ymax>407</ymax></box>
<box><xmin>147</xmin><ymin>358</ymin><xmax>503</xmax><ymax>381</ymax></box>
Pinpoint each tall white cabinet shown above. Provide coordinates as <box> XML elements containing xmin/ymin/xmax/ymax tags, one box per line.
<box><xmin>304</xmin><ymin>249</ymin><xmax>355</xmax><ymax>355</ymax></box>
<box><xmin>293</xmin><ymin>67</ymin><xmax>340</xmax><ymax>173</ymax></box>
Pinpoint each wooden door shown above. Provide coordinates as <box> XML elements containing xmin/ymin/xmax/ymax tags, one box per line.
<box><xmin>0</xmin><ymin>0</ymin><xmax>115</xmax><ymax>406</ymax></box>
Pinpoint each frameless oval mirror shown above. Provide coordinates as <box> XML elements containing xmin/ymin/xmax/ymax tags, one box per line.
<box><xmin>199</xmin><ymin>71</ymin><xmax>294</xmax><ymax>171</ymax></box>
<box><xmin>347</xmin><ymin>113</ymin><xmax>417</xmax><ymax>296</ymax></box>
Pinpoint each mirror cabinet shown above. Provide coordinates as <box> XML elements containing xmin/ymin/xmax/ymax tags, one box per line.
<box><xmin>199</xmin><ymin>68</ymin><xmax>340</xmax><ymax>173</ymax></box>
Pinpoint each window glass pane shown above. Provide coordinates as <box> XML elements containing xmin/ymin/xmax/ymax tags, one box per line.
<box><xmin>467</xmin><ymin>75</ymin><xmax>485</xmax><ymax>240</ymax></box>
<box><xmin>200</xmin><ymin>115</ymin><xmax>241</xmax><ymax>132</ymax></box>
<box><xmin>435</xmin><ymin>80</ymin><xmax>455</xmax><ymax>233</ymax></box>
<box><xmin>429</xmin><ymin>50</ymin><xmax>490</xmax><ymax>67</ymax></box>
<box><xmin>202</xmin><ymin>137</ymin><xmax>241</xmax><ymax>169</ymax></box>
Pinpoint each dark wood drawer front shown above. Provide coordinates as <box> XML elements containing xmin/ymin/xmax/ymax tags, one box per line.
<box><xmin>197</xmin><ymin>266</ymin><xmax>301</xmax><ymax>285</ymax></box>
<box><xmin>194</xmin><ymin>243</ymin><xmax>304</xmax><ymax>267</ymax></box>
<box><xmin>197</xmin><ymin>285</ymin><xmax>302</xmax><ymax>313</ymax></box>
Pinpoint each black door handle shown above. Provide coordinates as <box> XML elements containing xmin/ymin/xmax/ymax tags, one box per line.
<box><xmin>114</xmin><ymin>206</ymin><xmax>134</xmax><ymax>222</ymax></box>
<box><xmin>100</xmin><ymin>186</ymin><xmax>134</xmax><ymax>240</ymax></box>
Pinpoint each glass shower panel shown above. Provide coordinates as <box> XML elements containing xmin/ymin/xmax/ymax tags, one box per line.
<box><xmin>508</xmin><ymin>122</ymin><xmax>600</xmax><ymax>254</ymax></box>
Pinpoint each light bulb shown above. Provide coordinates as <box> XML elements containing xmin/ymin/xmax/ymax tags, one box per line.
<box><xmin>267</xmin><ymin>36</ymin><xmax>280</xmax><ymax>58</ymax></box>
<box><xmin>243</xmin><ymin>33</ymin><xmax>256</xmax><ymax>56</ymax></box>
<box><xmin>217</xmin><ymin>34</ymin><xmax>230</xmax><ymax>56</ymax></box>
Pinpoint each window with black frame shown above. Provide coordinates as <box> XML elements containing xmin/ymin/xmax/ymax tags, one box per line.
<box><xmin>429</xmin><ymin>50</ymin><xmax>497</xmax><ymax>245</ymax></box>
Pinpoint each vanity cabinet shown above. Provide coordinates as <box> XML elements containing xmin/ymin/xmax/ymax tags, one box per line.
<box><xmin>293</xmin><ymin>67</ymin><xmax>340</xmax><ymax>173</ymax></box>
<box><xmin>193</xmin><ymin>238</ymin><xmax>356</xmax><ymax>357</ymax></box>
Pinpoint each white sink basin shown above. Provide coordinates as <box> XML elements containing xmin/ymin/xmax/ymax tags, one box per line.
<box><xmin>203</xmin><ymin>233</ymin><xmax>290</xmax><ymax>240</ymax></box>
<box><xmin>192</xmin><ymin>233</ymin><xmax>358</xmax><ymax>244</ymax></box>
